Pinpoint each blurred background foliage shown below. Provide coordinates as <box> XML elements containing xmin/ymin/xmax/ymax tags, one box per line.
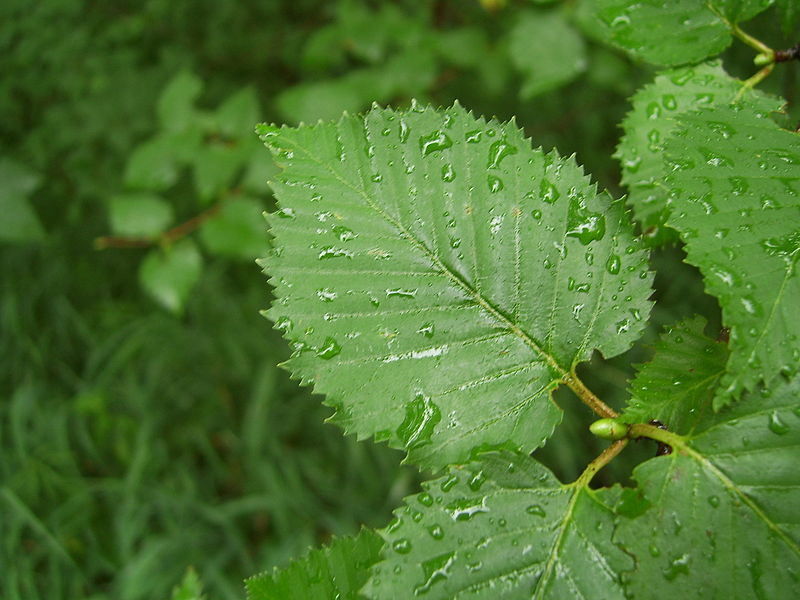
<box><xmin>0</xmin><ymin>0</ymin><xmax>796</xmax><ymax>598</ymax></box>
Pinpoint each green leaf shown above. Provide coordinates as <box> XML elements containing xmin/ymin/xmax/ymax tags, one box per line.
<box><xmin>246</xmin><ymin>528</ymin><xmax>383</xmax><ymax>600</ymax></box>
<box><xmin>364</xmin><ymin>451</ymin><xmax>631</xmax><ymax>599</ymax></box>
<box><xmin>192</xmin><ymin>142</ymin><xmax>248</xmax><ymax>202</ymax></box>
<box><xmin>664</xmin><ymin>106</ymin><xmax>800</xmax><ymax>406</ymax></box>
<box><xmin>615</xmin><ymin>61</ymin><xmax>783</xmax><ymax>245</ymax></box>
<box><xmin>158</xmin><ymin>70</ymin><xmax>203</xmax><ymax>132</ymax></box>
<box><xmin>576</xmin><ymin>0</ymin><xmax>773</xmax><ymax>66</ymax></box>
<box><xmin>168</xmin><ymin>567</ymin><xmax>204</xmax><ymax>600</ymax></box>
<box><xmin>506</xmin><ymin>10</ymin><xmax>586</xmax><ymax>99</ymax></box>
<box><xmin>199</xmin><ymin>198</ymin><xmax>268</xmax><ymax>260</ymax></box>
<box><xmin>623</xmin><ymin>316</ymin><xmax>728</xmax><ymax>433</ymax></box>
<box><xmin>241</xmin><ymin>147</ymin><xmax>279</xmax><ymax>195</ymax></box>
<box><xmin>0</xmin><ymin>157</ymin><xmax>41</xmax><ymax>199</ymax></box>
<box><xmin>109</xmin><ymin>193</ymin><xmax>174</xmax><ymax>238</ymax></box>
<box><xmin>124</xmin><ymin>137</ymin><xmax>181</xmax><ymax>192</ymax></box>
<box><xmin>259</xmin><ymin>103</ymin><xmax>653</xmax><ymax>469</ymax></box>
<box><xmin>0</xmin><ymin>157</ymin><xmax>45</xmax><ymax>243</ymax></box>
<box><xmin>615</xmin><ymin>373</ymin><xmax>800</xmax><ymax>598</ymax></box>
<box><xmin>215</xmin><ymin>87</ymin><xmax>260</xmax><ymax>140</ymax></box>
<box><xmin>139</xmin><ymin>239</ymin><xmax>202</xmax><ymax>314</ymax></box>
<box><xmin>0</xmin><ymin>194</ymin><xmax>45</xmax><ymax>243</ymax></box>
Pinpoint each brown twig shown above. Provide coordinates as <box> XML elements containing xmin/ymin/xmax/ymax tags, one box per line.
<box><xmin>95</xmin><ymin>202</ymin><xmax>223</xmax><ymax>250</ymax></box>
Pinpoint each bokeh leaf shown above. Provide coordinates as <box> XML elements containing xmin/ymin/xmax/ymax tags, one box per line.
<box><xmin>0</xmin><ymin>157</ymin><xmax>45</xmax><ymax>243</ymax></box>
<box><xmin>615</xmin><ymin>60</ymin><xmax>783</xmax><ymax>245</ymax></box>
<box><xmin>623</xmin><ymin>316</ymin><xmax>727</xmax><ymax>433</ymax></box>
<box><xmin>124</xmin><ymin>136</ymin><xmax>181</xmax><ymax>192</ymax></box>
<box><xmin>615</xmin><ymin>373</ymin><xmax>800</xmax><ymax>598</ymax></box>
<box><xmin>664</xmin><ymin>106</ymin><xmax>800</xmax><ymax>406</ymax></box>
<box><xmin>259</xmin><ymin>103</ymin><xmax>653</xmax><ymax>469</ymax></box>
<box><xmin>109</xmin><ymin>193</ymin><xmax>174</xmax><ymax>238</ymax></box>
<box><xmin>139</xmin><ymin>239</ymin><xmax>202</xmax><ymax>314</ymax></box>
<box><xmin>365</xmin><ymin>451</ymin><xmax>630</xmax><ymax>599</ymax></box>
<box><xmin>199</xmin><ymin>198</ymin><xmax>268</xmax><ymax>260</ymax></box>
<box><xmin>245</xmin><ymin>528</ymin><xmax>382</xmax><ymax>600</ymax></box>
<box><xmin>506</xmin><ymin>10</ymin><xmax>586</xmax><ymax>99</ymax></box>
<box><xmin>158</xmin><ymin>71</ymin><xmax>203</xmax><ymax>133</ymax></box>
<box><xmin>215</xmin><ymin>87</ymin><xmax>260</xmax><ymax>140</ymax></box>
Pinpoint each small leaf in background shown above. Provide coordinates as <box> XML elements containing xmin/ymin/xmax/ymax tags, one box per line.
<box><xmin>168</xmin><ymin>567</ymin><xmax>205</xmax><ymax>600</ymax></box>
<box><xmin>259</xmin><ymin>103</ymin><xmax>653</xmax><ymax>469</ymax></box>
<box><xmin>615</xmin><ymin>60</ymin><xmax>783</xmax><ymax>246</ymax></box>
<box><xmin>365</xmin><ymin>451</ymin><xmax>630</xmax><ymax>599</ymax></box>
<box><xmin>664</xmin><ymin>106</ymin><xmax>800</xmax><ymax>406</ymax></box>
<box><xmin>241</xmin><ymin>148</ymin><xmax>279</xmax><ymax>196</ymax></box>
<box><xmin>623</xmin><ymin>316</ymin><xmax>727</xmax><ymax>434</ymax></box>
<box><xmin>507</xmin><ymin>10</ymin><xmax>586</xmax><ymax>99</ymax></box>
<box><xmin>139</xmin><ymin>239</ymin><xmax>202</xmax><ymax>314</ymax></box>
<box><xmin>124</xmin><ymin>136</ymin><xmax>181</xmax><ymax>192</ymax></box>
<box><xmin>158</xmin><ymin>70</ymin><xmax>203</xmax><ymax>132</ymax></box>
<box><xmin>576</xmin><ymin>0</ymin><xmax>772</xmax><ymax>67</ymax></box>
<box><xmin>192</xmin><ymin>141</ymin><xmax>248</xmax><ymax>202</ymax></box>
<box><xmin>109</xmin><ymin>193</ymin><xmax>174</xmax><ymax>238</ymax></box>
<box><xmin>199</xmin><ymin>198</ymin><xmax>268</xmax><ymax>260</ymax></box>
<box><xmin>246</xmin><ymin>528</ymin><xmax>383</xmax><ymax>600</ymax></box>
<box><xmin>215</xmin><ymin>87</ymin><xmax>260</xmax><ymax>140</ymax></box>
<box><xmin>0</xmin><ymin>157</ymin><xmax>44</xmax><ymax>243</ymax></box>
<box><xmin>615</xmin><ymin>373</ymin><xmax>800</xmax><ymax>598</ymax></box>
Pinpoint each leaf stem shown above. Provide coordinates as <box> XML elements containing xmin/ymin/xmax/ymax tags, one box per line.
<box><xmin>628</xmin><ymin>422</ymin><xmax>685</xmax><ymax>449</ymax></box>
<box><xmin>563</xmin><ymin>372</ymin><xmax>618</xmax><ymax>418</ymax></box>
<box><xmin>735</xmin><ymin>63</ymin><xmax>776</xmax><ymax>102</ymax></box>
<box><xmin>574</xmin><ymin>439</ymin><xmax>628</xmax><ymax>487</ymax></box>
<box><xmin>731</xmin><ymin>24</ymin><xmax>773</xmax><ymax>55</ymax></box>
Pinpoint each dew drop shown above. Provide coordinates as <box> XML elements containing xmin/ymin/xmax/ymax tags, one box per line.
<box><xmin>768</xmin><ymin>411</ymin><xmax>790</xmax><ymax>435</ymax></box>
<box><xmin>419</xmin><ymin>131</ymin><xmax>453</xmax><ymax>156</ymax></box>
<box><xmin>606</xmin><ymin>254</ymin><xmax>621</xmax><ymax>275</ymax></box>
<box><xmin>540</xmin><ymin>179</ymin><xmax>560</xmax><ymax>203</ymax></box>
<box><xmin>397</xmin><ymin>393</ymin><xmax>441</xmax><ymax>449</ymax></box>
<box><xmin>526</xmin><ymin>504</ymin><xmax>546</xmax><ymax>517</ymax></box>
<box><xmin>331</xmin><ymin>224</ymin><xmax>357</xmax><ymax>242</ymax></box>
<box><xmin>417</xmin><ymin>322</ymin><xmax>435</xmax><ymax>338</ymax></box>
<box><xmin>393</xmin><ymin>538</ymin><xmax>412</xmax><ymax>554</ymax></box>
<box><xmin>441</xmin><ymin>163</ymin><xmax>456</xmax><ymax>182</ymax></box>
<box><xmin>316</xmin><ymin>337</ymin><xmax>341</xmax><ymax>360</ymax></box>
<box><xmin>428</xmin><ymin>525</ymin><xmax>444</xmax><ymax>540</ymax></box>
<box><xmin>487</xmin><ymin>139</ymin><xmax>518</xmax><ymax>168</ymax></box>
<box><xmin>488</xmin><ymin>175</ymin><xmax>504</xmax><ymax>193</ymax></box>
<box><xmin>707</xmin><ymin>495</ymin><xmax>720</xmax><ymax>508</ymax></box>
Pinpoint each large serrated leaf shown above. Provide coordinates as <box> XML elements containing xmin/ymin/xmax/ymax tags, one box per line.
<box><xmin>615</xmin><ymin>373</ymin><xmax>800</xmax><ymax>598</ymax></box>
<box><xmin>664</xmin><ymin>106</ymin><xmax>800</xmax><ymax>406</ymax></box>
<box><xmin>259</xmin><ymin>103</ymin><xmax>653</xmax><ymax>469</ymax></box>
<box><xmin>245</xmin><ymin>529</ymin><xmax>382</xmax><ymax>600</ymax></box>
<box><xmin>623</xmin><ymin>316</ymin><xmax>728</xmax><ymax>433</ymax></box>
<box><xmin>616</xmin><ymin>61</ymin><xmax>783</xmax><ymax>245</ymax></box>
<box><xmin>364</xmin><ymin>451</ymin><xmax>630</xmax><ymax>599</ymax></box>
<box><xmin>576</xmin><ymin>0</ymin><xmax>773</xmax><ymax>67</ymax></box>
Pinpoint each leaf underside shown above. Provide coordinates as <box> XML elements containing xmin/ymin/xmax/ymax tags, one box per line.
<box><xmin>623</xmin><ymin>316</ymin><xmax>728</xmax><ymax>434</ymax></box>
<box><xmin>615</xmin><ymin>60</ymin><xmax>783</xmax><ymax>245</ymax></box>
<box><xmin>259</xmin><ymin>103</ymin><xmax>653</xmax><ymax>469</ymax></box>
<box><xmin>664</xmin><ymin>106</ymin><xmax>800</xmax><ymax>406</ymax></box>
